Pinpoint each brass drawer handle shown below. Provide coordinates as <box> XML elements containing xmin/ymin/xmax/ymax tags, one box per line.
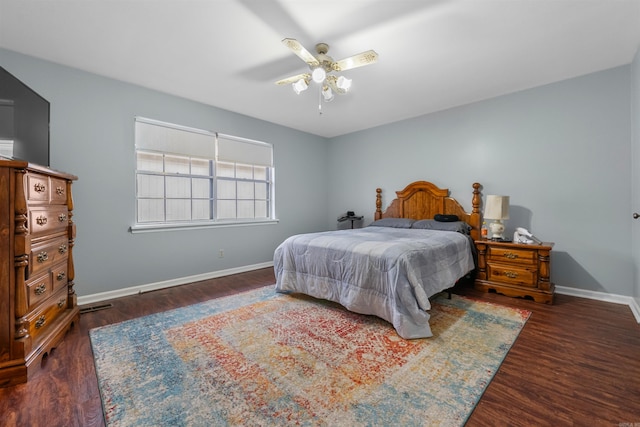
<box><xmin>58</xmin><ymin>244</ymin><xmax>67</xmax><ymax>254</ymax></box>
<box><xmin>58</xmin><ymin>213</ymin><xmax>67</xmax><ymax>222</ymax></box>
<box><xmin>57</xmin><ymin>298</ymin><xmax>66</xmax><ymax>308</ymax></box>
<box><xmin>34</xmin><ymin>182</ymin><xmax>46</xmax><ymax>193</ymax></box>
<box><xmin>35</xmin><ymin>283</ymin><xmax>47</xmax><ymax>295</ymax></box>
<box><xmin>56</xmin><ymin>186</ymin><xmax>65</xmax><ymax>195</ymax></box>
<box><xmin>503</xmin><ymin>252</ymin><xmax>519</xmax><ymax>260</ymax></box>
<box><xmin>37</xmin><ymin>251</ymin><xmax>49</xmax><ymax>263</ymax></box>
<box><xmin>504</xmin><ymin>271</ymin><xmax>518</xmax><ymax>279</ymax></box>
<box><xmin>35</xmin><ymin>315</ymin><xmax>46</xmax><ymax>329</ymax></box>
<box><xmin>36</xmin><ymin>215</ymin><xmax>48</xmax><ymax>225</ymax></box>
<box><xmin>57</xmin><ymin>271</ymin><xmax>66</xmax><ymax>281</ymax></box>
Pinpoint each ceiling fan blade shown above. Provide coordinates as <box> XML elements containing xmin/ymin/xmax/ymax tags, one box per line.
<box><xmin>275</xmin><ymin>73</ymin><xmax>310</xmax><ymax>86</ymax></box>
<box><xmin>282</xmin><ymin>38</ymin><xmax>319</xmax><ymax>67</ymax></box>
<box><xmin>333</xmin><ymin>50</ymin><xmax>379</xmax><ymax>71</ymax></box>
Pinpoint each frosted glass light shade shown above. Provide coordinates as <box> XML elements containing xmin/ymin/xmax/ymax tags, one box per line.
<box><xmin>292</xmin><ymin>78</ymin><xmax>308</xmax><ymax>94</ymax></box>
<box><xmin>312</xmin><ymin>67</ymin><xmax>326</xmax><ymax>83</ymax></box>
<box><xmin>336</xmin><ymin>76</ymin><xmax>352</xmax><ymax>91</ymax></box>
<box><xmin>322</xmin><ymin>86</ymin><xmax>334</xmax><ymax>102</ymax></box>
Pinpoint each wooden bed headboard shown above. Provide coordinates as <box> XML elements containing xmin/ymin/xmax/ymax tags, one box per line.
<box><xmin>374</xmin><ymin>181</ymin><xmax>482</xmax><ymax>240</ymax></box>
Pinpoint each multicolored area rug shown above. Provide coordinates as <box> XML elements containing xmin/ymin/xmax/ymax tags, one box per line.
<box><xmin>89</xmin><ymin>286</ymin><xmax>530</xmax><ymax>426</ymax></box>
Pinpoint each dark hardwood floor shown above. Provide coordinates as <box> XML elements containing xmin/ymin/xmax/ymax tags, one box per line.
<box><xmin>1</xmin><ymin>267</ymin><xmax>639</xmax><ymax>426</ymax></box>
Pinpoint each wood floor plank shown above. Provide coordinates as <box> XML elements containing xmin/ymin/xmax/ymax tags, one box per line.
<box><xmin>0</xmin><ymin>268</ymin><xmax>638</xmax><ymax>426</ymax></box>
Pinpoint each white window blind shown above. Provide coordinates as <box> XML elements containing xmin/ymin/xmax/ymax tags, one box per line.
<box><xmin>135</xmin><ymin>118</ymin><xmax>215</xmax><ymax>158</ymax></box>
<box><xmin>216</xmin><ymin>133</ymin><xmax>273</xmax><ymax>167</ymax></box>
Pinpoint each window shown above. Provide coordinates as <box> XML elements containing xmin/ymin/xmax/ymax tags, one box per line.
<box><xmin>133</xmin><ymin>117</ymin><xmax>274</xmax><ymax>231</ymax></box>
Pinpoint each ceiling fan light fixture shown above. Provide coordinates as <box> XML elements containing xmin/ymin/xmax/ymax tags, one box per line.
<box><xmin>336</xmin><ymin>76</ymin><xmax>352</xmax><ymax>91</ymax></box>
<box><xmin>277</xmin><ymin>39</ymin><xmax>378</xmax><ymax>112</ymax></box>
<box><xmin>312</xmin><ymin>67</ymin><xmax>326</xmax><ymax>83</ymax></box>
<box><xmin>292</xmin><ymin>78</ymin><xmax>308</xmax><ymax>94</ymax></box>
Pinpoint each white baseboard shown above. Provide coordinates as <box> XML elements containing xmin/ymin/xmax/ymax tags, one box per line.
<box><xmin>77</xmin><ymin>261</ymin><xmax>274</xmax><ymax>307</ymax></box>
<box><xmin>556</xmin><ymin>285</ymin><xmax>640</xmax><ymax>323</ymax></box>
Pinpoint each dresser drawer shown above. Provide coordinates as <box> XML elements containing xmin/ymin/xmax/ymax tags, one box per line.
<box><xmin>49</xmin><ymin>177</ymin><xmax>68</xmax><ymax>204</ymax></box>
<box><xmin>487</xmin><ymin>262</ymin><xmax>538</xmax><ymax>287</ymax></box>
<box><xmin>51</xmin><ymin>262</ymin><xmax>69</xmax><ymax>293</ymax></box>
<box><xmin>28</xmin><ymin>206</ymin><xmax>69</xmax><ymax>236</ymax></box>
<box><xmin>29</xmin><ymin>235</ymin><xmax>69</xmax><ymax>277</ymax></box>
<box><xmin>27</xmin><ymin>272</ymin><xmax>53</xmax><ymax>310</ymax></box>
<box><xmin>487</xmin><ymin>246</ymin><xmax>537</xmax><ymax>265</ymax></box>
<box><xmin>26</xmin><ymin>287</ymin><xmax>69</xmax><ymax>343</ymax></box>
<box><xmin>26</xmin><ymin>261</ymin><xmax>69</xmax><ymax>311</ymax></box>
<box><xmin>26</xmin><ymin>173</ymin><xmax>50</xmax><ymax>203</ymax></box>
<box><xmin>25</xmin><ymin>173</ymin><xmax>68</xmax><ymax>204</ymax></box>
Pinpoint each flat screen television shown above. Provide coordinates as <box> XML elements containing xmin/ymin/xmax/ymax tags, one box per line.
<box><xmin>0</xmin><ymin>66</ymin><xmax>50</xmax><ymax>166</ymax></box>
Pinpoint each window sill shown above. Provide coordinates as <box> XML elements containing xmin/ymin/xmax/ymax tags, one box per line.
<box><xmin>129</xmin><ymin>219</ymin><xmax>279</xmax><ymax>234</ymax></box>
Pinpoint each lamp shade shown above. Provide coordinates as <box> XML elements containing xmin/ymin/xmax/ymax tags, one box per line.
<box><xmin>484</xmin><ymin>195</ymin><xmax>510</xmax><ymax>220</ymax></box>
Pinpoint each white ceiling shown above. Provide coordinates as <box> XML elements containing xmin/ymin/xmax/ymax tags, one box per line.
<box><xmin>1</xmin><ymin>0</ymin><xmax>639</xmax><ymax>138</ymax></box>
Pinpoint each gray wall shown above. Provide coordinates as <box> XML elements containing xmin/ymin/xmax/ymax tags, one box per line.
<box><xmin>328</xmin><ymin>66</ymin><xmax>634</xmax><ymax>297</ymax></box>
<box><xmin>1</xmin><ymin>47</ymin><xmax>637</xmax><ymax>299</ymax></box>
<box><xmin>0</xmin><ymin>48</ymin><xmax>329</xmax><ymax>297</ymax></box>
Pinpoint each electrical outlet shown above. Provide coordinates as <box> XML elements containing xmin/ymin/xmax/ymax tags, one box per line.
<box><xmin>218</xmin><ymin>249</ymin><xmax>224</xmax><ymax>258</ymax></box>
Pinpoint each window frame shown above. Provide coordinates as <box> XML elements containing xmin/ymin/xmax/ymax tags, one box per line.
<box><xmin>130</xmin><ymin>117</ymin><xmax>277</xmax><ymax>234</ymax></box>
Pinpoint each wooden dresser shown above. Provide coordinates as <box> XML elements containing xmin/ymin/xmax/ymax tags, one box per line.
<box><xmin>0</xmin><ymin>159</ymin><xmax>80</xmax><ymax>387</ymax></box>
<box><xmin>474</xmin><ymin>239</ymin><xmax>555</xmax><ymax>304</ymax></box>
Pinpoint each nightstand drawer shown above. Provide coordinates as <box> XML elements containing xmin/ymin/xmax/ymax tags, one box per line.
<box><xmin>487</xmin><ymin>246</ymin><xmax>537</xmax><ymax>265</ymax></box>
<box><xmin>487</xmin><ymin>262</ymin><xmax>538</xmax><ymax>288</ymax></box>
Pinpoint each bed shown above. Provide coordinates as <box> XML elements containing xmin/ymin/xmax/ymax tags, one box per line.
<box><xmin>274</xmin><ymin>181</ymin><xmax>482</xmax><ymax>339</ymax></box>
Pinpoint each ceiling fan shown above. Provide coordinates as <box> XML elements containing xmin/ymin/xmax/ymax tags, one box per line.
<box><xmin>275</xmin><ymin>38</ymin><xmax>378</xmax><ymax>106</ymax></box>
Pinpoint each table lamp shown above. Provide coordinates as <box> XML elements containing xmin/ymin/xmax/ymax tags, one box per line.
<box><xmin>484</xmin><ymin>195</ymin><xmax>510</xmax><ymax>240</ymax></box>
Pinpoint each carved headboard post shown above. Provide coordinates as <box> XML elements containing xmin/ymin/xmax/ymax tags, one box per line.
<box><xmin>469</xmin><ymin>182</ymin><xmax>482</xmax><ymax>241</ymax></box>
<box><xmin>375</xmin><ymin>188</ymin><xmax>382</xmax><ymax>220</ymax></box>
<box><xmin>472</xmin><ymin>182</ymin><xmax>481</xmax><ymax>214</ymax></box>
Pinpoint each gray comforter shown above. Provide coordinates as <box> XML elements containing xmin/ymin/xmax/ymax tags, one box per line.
<box><xmin>274</xmin><ymin>226</ymin><xmax>475</xmax><ymax>339</ymax></box>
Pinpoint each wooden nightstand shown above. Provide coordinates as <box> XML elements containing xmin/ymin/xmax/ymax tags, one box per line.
<box><xmin>474</xmin><ymin>239</ymin><xmax>555</xmax><ymax>304</ymax></box>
